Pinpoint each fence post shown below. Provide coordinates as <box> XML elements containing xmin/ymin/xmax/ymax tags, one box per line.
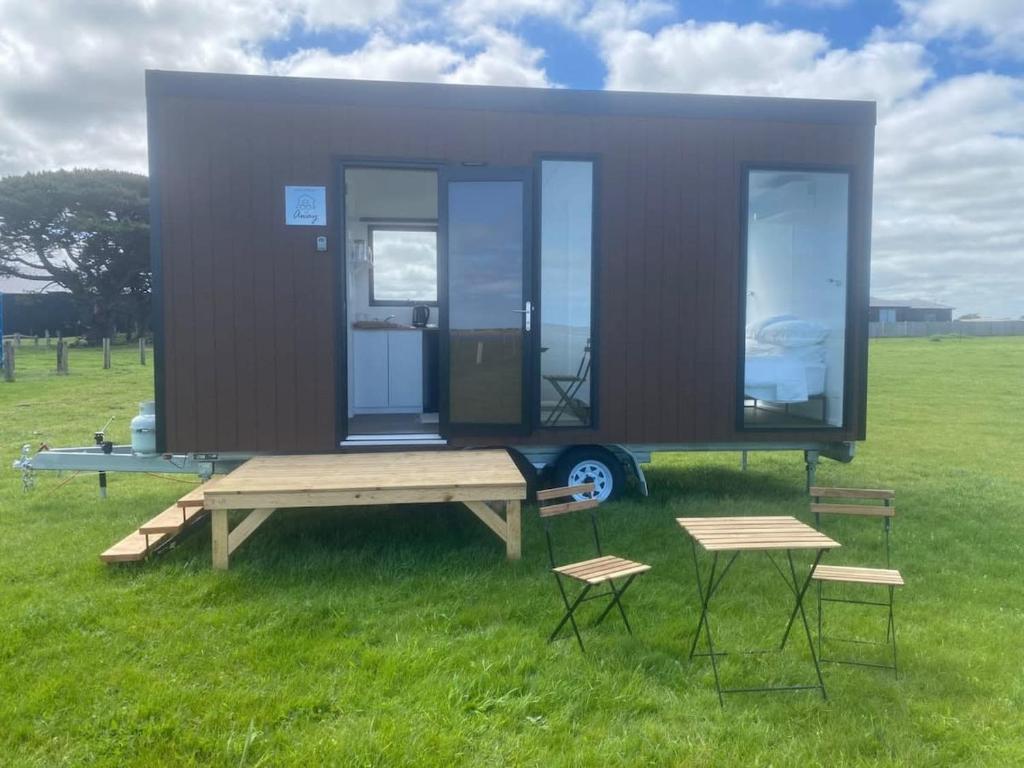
<box><xmin>45</xmin><ymin>329</ymin><xmax>51</xmax><ymax>347</ymax></box>
<box><xmin>14</xmin><ymin>333</ymin><xmax>21</xmax><ymax>348</ymax></box>
<box><xmin>139</xmin><ymin>337</ymin><xmax>146</xmax><ymax>366</ymax></box>
<box><xmin>3</xmin><ymin>340</ymin><xmax>14</xmax><ymax>382</ymax></box>
<box><xmin>103</xmin><ymin>338</ymin><xmax>111</xmax><ymax>369</ymax></box>
<box><xmin>56</xmin><ymin>340</ymin><xmax>69</xmax><ymax>375</ymax></box>
<box><xmin>34</xmin><ymin>334</ymin><xmax>39</xmax><ymax>346</ymax></box>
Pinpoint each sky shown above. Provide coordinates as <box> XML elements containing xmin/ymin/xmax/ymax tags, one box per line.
<box><xmin>0</xmin><ymin>0</ymin><xmax>1021</xmax><ymax>318</ymax></box>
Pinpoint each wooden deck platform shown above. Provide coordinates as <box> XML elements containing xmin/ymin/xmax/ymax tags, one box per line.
<box><xmin>201</xmin><ymin>449</ymin><xmax>528</xmax><ymax>569</ymax></box>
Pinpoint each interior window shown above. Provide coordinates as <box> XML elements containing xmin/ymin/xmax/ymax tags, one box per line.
<box><xmin>370</xmin><ymin>227</ymin><xmax>437</xmax><ymax>305</ymax></box>
<box><xmin>742</xmin><ymin>169</ymin><xmax>849</xmax><ymax>429</ymax></box>
<box><xmin>539</xmin><ymin>159</ymin><xmax>595</xmax><ymax>428</ymax></box>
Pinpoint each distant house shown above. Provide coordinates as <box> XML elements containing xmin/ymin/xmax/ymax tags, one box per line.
<box><xmin>869</xmin><ymin>297</ymin><xmax>954</xmax><ymax>323</ymax></box>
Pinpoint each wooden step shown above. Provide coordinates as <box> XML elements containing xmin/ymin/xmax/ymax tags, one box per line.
<box><xmin>176</xmin><ymin>477</ymin><xmax>225</xmax><ymax>509</ymax></box>
<box><xmin>101</xmin><ymin>529</ymin><xmax>169</xmax><ymax>563</ymax></box>
<box><xmin>139</xmin><ymin>503</ymin><xmax>208</xmax><ymax>535</ymax></box>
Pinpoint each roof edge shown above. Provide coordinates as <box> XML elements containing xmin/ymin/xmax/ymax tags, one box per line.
<box><xmin>145</xmin><ymin>70</ymin><xmax>877</xmax><ymax>127</ymax></box>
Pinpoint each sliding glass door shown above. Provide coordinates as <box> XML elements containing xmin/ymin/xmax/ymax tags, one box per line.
<box><xmin>440</xmin><ymin>167</ymin><xmax>533</xmax><ymax>435</ymax></box>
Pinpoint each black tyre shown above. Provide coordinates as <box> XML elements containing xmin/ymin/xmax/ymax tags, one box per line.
<box><xmin>551</xmin><ymin>446</ymin><xmax>625</xmax><ymax>502</ymax></box>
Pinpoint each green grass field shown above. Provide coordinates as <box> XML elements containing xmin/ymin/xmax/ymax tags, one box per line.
<box><xmin>1</xmin><ymin>338</ymin><xmax>1022</xmax><ymax>767</ymax></box>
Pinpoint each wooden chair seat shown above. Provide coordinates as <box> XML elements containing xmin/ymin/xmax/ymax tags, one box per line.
<box><xmin>813</xmin><ymin>564</ymin><xmax>904</xmax><ymax>587</ymax></box>
<box><xmin>554</xmin><ymin>555</ymin><xmax>651</xmax><ymax>585</ymax></box>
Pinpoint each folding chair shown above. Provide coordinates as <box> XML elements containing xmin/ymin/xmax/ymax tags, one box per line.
<box><xmin>809</xmin><ymin>486</ymin><xmax>904</xmax><ymax>677</ymax></box>
<box><xmin>543</xmin><ymin>341</ymin><xmax>591</xmax><ymax>426</ymax></box>
<box><xmin>539</xmin><ymin>483</ymin><xmax>650</xmax><ymax>651</ymax></box>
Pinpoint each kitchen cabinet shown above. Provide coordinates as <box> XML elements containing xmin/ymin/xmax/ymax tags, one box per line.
<box><xmin>352</xmin><ymin>330</ymin><xmax>423</xmax><ymax>413</ymax></box>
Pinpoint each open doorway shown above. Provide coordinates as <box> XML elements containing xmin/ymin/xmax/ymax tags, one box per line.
<box><xmin>343</xmin><ymin>167</ymin><xmax>440</xmax><ymax>437</ymax></box>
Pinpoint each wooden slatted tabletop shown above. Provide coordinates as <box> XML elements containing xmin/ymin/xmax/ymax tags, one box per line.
<box><xmin>677</xmin><ymin>516</ymin><xmax>840</xmax><ymax>552</ymax></box>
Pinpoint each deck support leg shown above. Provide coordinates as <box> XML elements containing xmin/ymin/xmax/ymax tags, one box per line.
<box><xmin>212</xmin><ymin>509</ymin><xmax>229</xmax><ymax>570</ymax></box>
<box><xmin>505</xmin><ymin>500</ymin><xmax>521</xmax><ymax>561</ymax></box>
<box><xmin>804</xmin><ymin>450</ymin><xmax>819</xmax><ymax>493</ymax></box>
<box><xmin>462</xmin><ymin>499</ymin><xmax>523</xmax><ymax>561</ymax></box>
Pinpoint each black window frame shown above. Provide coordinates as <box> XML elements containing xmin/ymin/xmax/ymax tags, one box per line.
<box><xmin>736</xmin><ymin>162</ymin><xmax>856</xmax><ymax>433</ymax></box>
<box><xmin>368</xmin><ymin>224</ymin><xmax>439</xmax><ymax>307</ymax></box>
<box><xmin>533</xmin><ymin>154</ymin><xmax>601</xmax><ymax>432</ymax></box>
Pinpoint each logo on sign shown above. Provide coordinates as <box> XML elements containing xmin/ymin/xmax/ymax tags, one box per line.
<box><xmin>284</xmin><ymin>186</ymin><xmax>326</xmax><ymax>226</ymax></box>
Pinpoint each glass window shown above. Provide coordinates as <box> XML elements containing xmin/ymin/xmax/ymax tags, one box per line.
<box><xmin>539</xmin><ymin>160</ymin><xmax>594</xmax><ymax>427</ymax></box>
<box><xmin>369</xmin><ymin>227</ymin><xmax>437</xmax><ymax>305</ymax></box>
<box><xmin>742</xmin><ymin>169</ymin><xmax>849</xmax><ymax>429</ymax></box>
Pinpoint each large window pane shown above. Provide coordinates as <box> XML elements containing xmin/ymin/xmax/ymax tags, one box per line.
<box><xmin>743</xmin><ymin>169</ymin><xmax>849</xmax><ymax>428</ymax></box>
<box><xmin>539</xmin><ymin>160</ymin><xmax>594</xmax><ymax>427</ymax></box>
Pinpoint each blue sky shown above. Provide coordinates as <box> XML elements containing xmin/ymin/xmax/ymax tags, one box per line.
<box><xmin>0</xmin><ymin>0</ymin><xmax>1022</xmax><ymax>316</ymax></box>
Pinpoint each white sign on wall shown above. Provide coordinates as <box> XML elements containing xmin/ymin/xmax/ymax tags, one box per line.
<box><xmin>284</xmin><ymin>186</ymin><xmax>327</xmax><ymax>226</ymax></box>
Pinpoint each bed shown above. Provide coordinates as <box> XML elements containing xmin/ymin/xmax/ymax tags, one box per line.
<box><xmin>743</xmin><ymin>317</ymin><xmax>830</xmax><ymax>418</ymax></box>
<box><xmin>744</xmin><ymin>341</ymin><xmax>826</xmax><ymax>403</ymax></box>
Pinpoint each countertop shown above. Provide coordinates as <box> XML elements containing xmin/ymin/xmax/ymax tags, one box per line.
<box><xmin>352</xmin><ymin>322</ymin><xmax>438</xmax><ymax>331</ymax></box>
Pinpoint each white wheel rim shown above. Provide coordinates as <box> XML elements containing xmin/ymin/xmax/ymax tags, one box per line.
<box><xmin>568</xmin><ymin>459</ymin><xmax>614</xmax><ymax>502</ymax></box>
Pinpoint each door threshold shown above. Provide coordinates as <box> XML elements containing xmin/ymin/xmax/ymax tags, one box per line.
<box><xmin>340</xmin><ymin>434</ymin><xmax>447</xmax><ymax>447</ymax></box>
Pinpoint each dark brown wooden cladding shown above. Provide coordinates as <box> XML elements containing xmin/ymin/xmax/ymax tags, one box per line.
<box><xmin>149</xmin><ymin>72</ymin><xmax>874</xmax><ymax>453</ymax></box>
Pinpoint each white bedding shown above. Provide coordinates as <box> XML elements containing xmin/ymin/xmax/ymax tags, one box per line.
<box><xmin>745</xmin><ymin>341</ymin><xmax>826</xmax><ymax>404</ymax></box>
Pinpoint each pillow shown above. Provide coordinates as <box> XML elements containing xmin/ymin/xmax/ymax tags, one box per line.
<box><xmin>758</xmin><ymin>319</ymin><xmax>829</xmax><ymax>347</ymax></box>
<box><xmin>745</xmin><ymin>314</ymin><xmax>797</xmax><ymax>339</ymax></box>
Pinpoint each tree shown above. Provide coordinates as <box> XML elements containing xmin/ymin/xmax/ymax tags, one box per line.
<box><xmin>0</xmin><ymin>169</ymin><xmax>149</xmax><ymax>343</ymax></box>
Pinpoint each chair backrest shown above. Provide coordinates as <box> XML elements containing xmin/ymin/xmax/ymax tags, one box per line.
<box><xmin>810</xmin><ymin>486</ymin><xmax>896</xmax><ymax>566</ymax></box>
<box><xmin>574</xmin><ymin>341</ymin><xmax>592</xmax><ymax>383</ymax></box>
<box><xmin>537</xmin><ymin>483</ymin><xmax>601</xmax><ymax>567</ymax></box>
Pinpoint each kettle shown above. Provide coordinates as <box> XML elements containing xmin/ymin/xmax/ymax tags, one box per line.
<box><xmin>412</xmin><ymin>305</ymin><xmax>430</xmax><ymax>327</ymax></box>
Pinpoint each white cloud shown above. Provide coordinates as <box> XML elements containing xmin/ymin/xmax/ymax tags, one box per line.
<box><xmin>275</xmin><ymin>28</ymin><xmax>551</xmax><ymax>87</ymax></box>
<box><xmin>0</xmin><ymin>0</ymin><xmax>550</xmax><ymax>176</ymax></box>
<box><xmin>899</xmin><ymin>0</ymin><xmax>1024</xmax><ymax>58</ymax></box>
<box><xmin>593</xmin><ymin>17</ymin><xmax>1022</xmax><ymax>317</ymax></box>
<box><xmin>577</xmin><ymin>0</ymin><xmax>674</xmax><ymax>35</ymax></box>
<box><xmin>447</xmin><ymin>0</ymin><xmax>584</xmax><ymax>29</ymax></box>
<box><xmin>872</xmin><ymin>73</ymin><xmax>1024</xmax><ymax>315</ymax></box>
<box><xmin>599</xmin><ymin>21</ymin><xmax>931</xmax><ymax>108</ymax></box>
<box><xmin>275</xmin><ymin>35</ymin><xmax>462</xmax><ymax>81</ymax></box>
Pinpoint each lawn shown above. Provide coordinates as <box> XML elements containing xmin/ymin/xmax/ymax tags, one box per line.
<box><xmin>1</xmin><ymin>337</ymin><xmax>1022</xmax><ymax>767</ymax></box>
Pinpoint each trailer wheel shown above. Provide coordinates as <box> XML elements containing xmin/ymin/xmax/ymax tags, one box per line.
<box><xmin>552</xmin><ymin>447</ymin><xmax>624</xmax><ymax>502</ymax></box>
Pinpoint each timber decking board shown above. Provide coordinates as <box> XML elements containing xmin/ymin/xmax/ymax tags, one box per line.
<box><xmin>100</xmin><ymin>530</ymin><xmax>169</xmax><ymax>563</ymax></box>
<box><xmin>176</xmin><ymin>477</ymin><xmax>227</xmax><ymax>508</ymax></box>
<box><xmin>139</xmin><ymin>503</ymin><xmax>208</xmax><ymax>534</ymax></box>
<box><xmin>203</xmin><ymin>449</ymin><xmax>527</xmax><ymax>510</ymax></box>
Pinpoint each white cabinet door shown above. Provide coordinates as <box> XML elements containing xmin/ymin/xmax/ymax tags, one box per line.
<box><xmin>352</xmin><ymin>331</ymin><xmax>389</xmax><ymax>409</ymax></box>
<box><xmin>387</xmin><ymin>331</ymin><xmax>423</xmax><ymax>409</ymax></box>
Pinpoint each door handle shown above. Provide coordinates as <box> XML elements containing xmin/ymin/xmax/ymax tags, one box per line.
<box><xmin>511</xmin><ymin>300</ymin><xmax>532</xmax><ymax>332</ymax></box>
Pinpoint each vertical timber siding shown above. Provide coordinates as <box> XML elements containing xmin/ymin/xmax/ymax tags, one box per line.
<box><xmin>150</xmin><ymin>73</ymin><xmax>874</xmax><ymax>453</ymax></box>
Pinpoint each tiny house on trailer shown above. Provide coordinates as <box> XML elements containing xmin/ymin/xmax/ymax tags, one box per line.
<box><xmin>145</xmin><ymin>70</ymin><xmax>875</xmax><ymax>500</ymax></box>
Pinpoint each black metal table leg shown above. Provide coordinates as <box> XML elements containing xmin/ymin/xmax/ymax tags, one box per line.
<box><xmin>784</xmin><ymin>548</ymin><xmax>828</xmax><ymax>700</ymax></box>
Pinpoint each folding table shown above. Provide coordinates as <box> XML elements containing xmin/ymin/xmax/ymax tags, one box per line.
<box><xmin>677</xmin><ymin>515</ymin><xmax>840</xmax><ymax>704</ymax></box>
